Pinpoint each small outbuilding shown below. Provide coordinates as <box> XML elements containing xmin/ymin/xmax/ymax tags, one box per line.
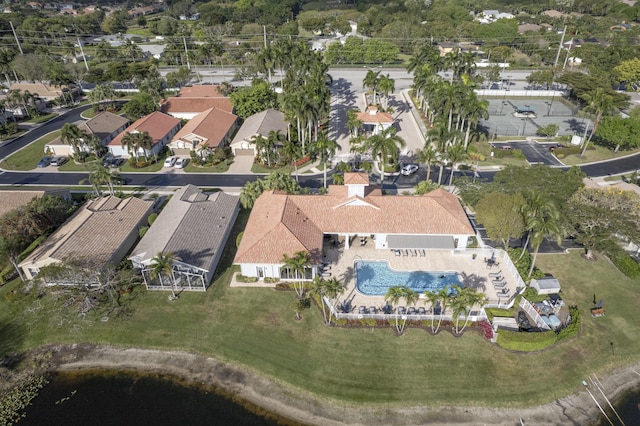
<box><xmin>530</xmin><ymin>277</ymin><xmax>561</xmax><ymax>295</ymax></box>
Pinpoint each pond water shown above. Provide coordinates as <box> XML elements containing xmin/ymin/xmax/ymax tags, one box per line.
<box><xmin>23</xmin><ymin>370</ymin><xmax>291</xmax><ymax>426</ymax></box>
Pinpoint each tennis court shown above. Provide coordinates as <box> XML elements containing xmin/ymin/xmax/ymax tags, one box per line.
<box><xmin>479</xmin><ymin>98</ymin><xmax>593</xmax><ymax>138</ymax></box>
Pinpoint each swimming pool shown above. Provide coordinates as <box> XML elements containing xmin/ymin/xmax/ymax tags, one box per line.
<box><xmin>355</xmin><ymin>260</ymin><xmax>460</xmax><ymax>296</ymax></box>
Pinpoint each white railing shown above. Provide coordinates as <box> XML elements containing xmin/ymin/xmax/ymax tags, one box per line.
<box><xmin>519</xmin><ymin>297</ymin><xmax>551</xmax><ymax>330</ymax></box>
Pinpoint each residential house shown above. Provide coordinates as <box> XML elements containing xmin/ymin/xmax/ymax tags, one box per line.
<box><xmin>230</xmin><ymin>109</ymin><xmax>288</xmax><ymax>156</ymax></box>
<box><xmin>160</xmin><ymin>97</ymin><xmax>234</xmax><ymax>119</ymax></box>
<box><xmin>160</xmin><ymin>85</ymin><xmax>233</xmax><ymax>119</ymax></box>
<box><xmin>168</xmin><ymin>107</ymin><xmax>238</xmax><ymax>158</ymax></box>
<box><xmin>108</xmin><ymin>111</ymin><xmax>181</xmax><ymax>158</ymax></box>
<box><xmin>46</xmin><ymin>112</ymin><xmax>129</xmax><ymax>156</ymax></box>
<box><xmin>8</xmin><ymin>83</ymin><xmax>77</xmax><ymax>102</ymax></box>
<box><xmin>355</xmin><ymin>106</ymin><xmax>394</xmax><ymax>136</ymax></box>
<box><xmin>19</xmin><ymin>196</ymin><xmax>153</xmax><ymax>282</ymax></box>
<box><xmin>0</xmin><ymin>189</ymin><xmax>71</xmax><ymax>218</ymax></box>
<box><xmin>234</xmin><ymin>173</ymin><xmax>475</xmax><ymax>281</ymax></box>
<box><xmin>130</xmin><ymin>185</ymin><xmax>240</xmax><ymax>291</ymax></box>
<box><xmin>437</xmin><ymin>42</ymin><xmax>459</xmax><ymax>56</ymax></box>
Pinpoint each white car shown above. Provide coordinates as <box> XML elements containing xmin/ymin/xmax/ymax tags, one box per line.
<box><xmin>175</xmin><ymin>157</ymin><xmax>189</xmax><ymax>169</ymax></box>
<box><xmin>164</xmin><ymin>156</ymin><xmax>177</xmax><ymax>167</ymax></box>
<box><xmin>401</xmin><ymin>164</ymin><xmax>419</xmax><ymax>176</ymax></box>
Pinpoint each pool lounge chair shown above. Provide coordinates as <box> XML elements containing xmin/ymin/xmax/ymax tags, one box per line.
<box><xmin>497</xmin><ymin>289</ymin><xmax>510</xmax><ymax>298</ymax></box>
<box><xmin>411</xmin><ymin>249</ymin><xmax>417</xmax><ymax>256</ymax></box>
<box><xmin>488</xmin><ymin>271</ymin><xmax>502</xmax><ymax>278</ymax></box>
<box><xmin>407</xmin><ymin>307</ymin><xmax>416</xmax><ymax>315</ymax></box>
<box><xmin>417</xmin><ymin>306</ymin><xmax>426</xmax><ymax>315</ymax></box>
<box><xmin>403</xmin><ymin>249</ymin><xmax>409</xmax><ymax>256</ymax></box>
<box><xmin>369</xmin><ymin>306</ymin><xmax>378</xmax><ymax>314</ymax></box>
<box><xmin>492</xmin><ymin>279</ymin><xmax>506</xmax><ymax>285</ymax></box>
<box><xmin>321</xmin><ymin>272</ymin><xmax>331</xmax><ymax>278</ymax></box>
<box><xmin>398</xmin><ymin>306</ymin><xmax>407</xmax><ymax>315</ymax></box>
<box><xmin>493</xmin><ymin>283</ymin><xmax>507</xmax><ymax>291</ymax></box>
<box><xmin>419</xmin><ymin>249</ymin><xmax>426</xmax><ymax>257</ymax></box>
<box><xmin>394</xmin><ymin>249</ymin><xmax>401</xmax><ymax>256</ymax></box>
<box><xmin>359</xmin><ymin>306</ymin><xmax>367</xmax><ymax>314</ymax></box>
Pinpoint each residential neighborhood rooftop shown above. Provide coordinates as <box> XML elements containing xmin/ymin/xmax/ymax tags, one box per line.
<box><xmin>108</xmin><ymin>111</ymin><xmax>181</xmax><ymax>148</ymax></box>
<box><xmin>171</xmin><ymin>107</ymin><xmax>238</xmax><ymax>149</ymax></box>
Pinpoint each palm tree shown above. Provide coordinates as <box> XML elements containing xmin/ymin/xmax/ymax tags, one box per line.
<box><xmin>363</xmin><ymin>126</ymin><xmax>406</xmax><ymax>187</ymax></box>
<box><xmin>517</xmin><ymin>193</ymin><xmax>557</xmax><ymax>262</ymax></box>
<box><xmin>433</xmin><ymin>286</ymin><xmax>451</xmax><ymax>334</ymax></box>
<box><xmin>462</xmin><ymin>97</ymin><xmax>489</xmax><ymax>149</ymax></box>
<box><xmin>378</xmin><ymin>74</ymin><xmax>395</xmax><ymax>110</ymax></box>
<box><xmin>362</xmin><ymin>69</ymin><xmax>380</xmax><ymax>105</ymax></box>
<box><xmin>416</xmin><ymin>144</ymin><xmax>438</xmax><ymax>182</ymax></box>
<box><xmin>281</xmin><ymin>250</ymin><xmax>310</xmax><ymax>298</ymax></box>
<box><xmin>450</xmin><ymin>286</ymin><xmax>486</xmax><ymax>334</ymax></box>
<box><xmin>401</xmin><ymin>287</ymin><xmax>418</xmax><ymax>334</ymax></box>
<box><xmin>446</xmin><ymin>143</ymin><xmax>467</xmax><ymax>186</ymax></box>
<box><xmin>251</xmin><ymin>134</ymin><xmax>272</xmax><ymax>167</ymax></box>
<box><xmin>150</xmin><ymin>252</ymin><xmax>178</xmax><ymax>299</ymax></box>
<box><xmin>423</xmin><ymin>291</ymin><xmax>440</xmax><ymax>334</ymax></box>
<box><xmin>121</xmin><ymin>131</ymin><xmax>153</xmax><ymax>161</ymax></box>
<box><xmin>385</xmin><ymin>285</ymin><xmax>404</xmax><ymax>335</ymax></box>
<box><xmin>579</xmin><ymin>88</ymin><xmax>626</xmax><ymax>157</ymax></box>
<box><xmin>281</xmin><ymin>139</ymin><xmax>302</xmax><ymax>183</ymax></box>
<box><xmin>308</xmin><ymin>277</ymin><xmax>329</xmax><ymax>323</ymax></box>
<box><xmin>323</xmin><ymin>276</ymin><xmax>344</xmax><ymax>324</ymax></box>
<box><xmin>527</xmin><ymin>204</ymin><xmax>563</xmax><ymax>278</ymax></box>
<box><xmin>346</xmin><ymin>110</ymin><xmax>363</xmax><ymax>138</ymax></box>
<box><xmin>312</xmin><ymin>131</ymin><xmax>338</xmax><ymax>189</ymax></box>
<box><xmin>60</xmin><ymin>123</ymin><xmax>84</xmax><ymax>156</ymax></box>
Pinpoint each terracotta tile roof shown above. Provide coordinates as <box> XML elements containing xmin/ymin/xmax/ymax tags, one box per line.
<box><xmin>19</xmin><ymin>196</ymin><xmax>152</xmax><ymax>268</ymax></box>
<box><xmin>344</xmin><ymin>172</ymin><xmax>369</xmax><ymax>185</ymax></box>
<box><xmin>234</xmin><ymin>187</ymin><xmax>475</xmax><ymax>265</ymax></box>
<box><xmin>356</xmin><ymin>108</ymin><xmax>394</xmax><ymax>124</ymax></box>
<box><xmin>171</xmin><ymin>108</ymin><xmax>237</xmax><ymax>149</ymax></box>
<box><xmin>177</xmin><ymin>85</ymin><xmax>226</xmax><ymax>98</ymax></box>
<box><xmin>108</xmin><ymin>111</ymin><xmax>181</xmax><ymax>147</ymax></box>
<box><xmin>160</xmin><ymin>97</ymin><xmax>234</xmax><ymax>114</ymax></box>
<box><xmin>8</xmin><ymin>83</ymin><xmax>65</xmax><ymax>99</ymax></box>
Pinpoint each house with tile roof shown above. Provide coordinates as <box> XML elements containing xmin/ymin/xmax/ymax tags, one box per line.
<box><xmin>230</xmin><ymin>109</ymin><xmax>288</xmax><ymax>156</ymax></box>
<box><xmin>129</xmin><ymin>185</ymin><xmax>240</xmax><ymax>291</ymax></box>
<box><xmin>19</xmin><ymin>196</ymin><xmax>153</xmax><ymax>283</ymax></box>
<box><xmin>234</xmin><ymin>173</ymin><xmax>476</xmax><ymax>281</ymax></box>
<box><xmin>355</xmin><ymin>106</ymin><xmax>394</xmax><ymax>136</ymax></box>
<box><xmin>160</xmin><ymin>97</ymin><xmax>234</xmax><ymax>119</ymax></box>
<box><xmin>46</xmin><ymin>112</ymin><xmax>129</xmax><ymax>156</ymax></box>
<box><xmin>0</xmin><ymin>189</ymin><xmax>71</xmax><ymax>218</ymax></box>
<box><xmin>176</xmin><ymin>85</ymin><xmax>227</xmax><ymax>98</ymax></box>
<box><xmin>108</xmin><ymin>111</ymin><xmax>181</xmax><ymax>158</ymax></box>
<box><xmin>168</xmin><ymin>107</ymin><xmax>238</xmax><ymax>157</ymax></box>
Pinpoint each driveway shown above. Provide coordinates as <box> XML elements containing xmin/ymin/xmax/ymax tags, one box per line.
<box><xmin>491</xmin><ymin>140</ymin><xmax>564</xmax><ymax>167</ymax></box>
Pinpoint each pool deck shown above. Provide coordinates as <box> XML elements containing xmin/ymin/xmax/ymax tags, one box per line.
<box><xmin>322</xmin><ymin>241</ymin><xmax>516</xmax><ymax>313</ymax></box>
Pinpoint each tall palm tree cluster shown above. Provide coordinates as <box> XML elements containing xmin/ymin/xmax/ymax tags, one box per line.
<box><xmin>0</xmin><ymin>89</ymin><xmax>39</xmax><ymax>119</ymax></box>
<box><xmin>255</xmin><ymin>40</ymin><xmax>332</xmax><ymax>160</ymax></box>
<box><xmin>60</xmin><ymin>122</ymin><xmax>106</xmax><ymax>161</ymax></box>
<box><xmin>362</xmin><ymin>69</ymin><xmax>395</xmax><ymax>110</ymax></box>
<box><xmin>409</xmin><ymin>46</ymin><xmax>488</xmax><ymax>186</ymax></box>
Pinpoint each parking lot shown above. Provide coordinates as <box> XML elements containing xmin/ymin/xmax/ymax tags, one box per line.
<box><xmin>491</xmin><ymin>140</ymin><xmax>565</xmax><ymax>166</ymax></box>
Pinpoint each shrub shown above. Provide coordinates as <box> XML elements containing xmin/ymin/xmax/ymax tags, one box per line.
<box><xmin>361</xmin><ymin>318</ymin><xmax>377</xmax><ymax>327</ymax></box>
<box><xmin>485</xmin><ymin>308</ymin><xmax>514</xmax><ymax>321</ymax></box>
<box><xmin>497</xmin><ymin>329</ymin><xmax>558</xmax><ymax>351</ymax></box>
<box><xmin>557</xmin><ymin>305</ymin><xmax>580</xmax><ymax>341</ymax></box>
<box><xmin>607</xmin><ymin>248</ymin><xmax>640</xmax><ymax>278</ymax></box>
<box><xmin>335</xmin><ymin>318</ymin><xmax>348</xmax><ymax>326</ymax></box>
<box><xmin>264</xmin><ymin>277</ymin><xmax>280</xmax><ymax>284</ymax></box>
<box><xmin>147</xmin><ymin>213</ymin><xmax>158</xmax><ymax>225</ymax></box>
<box><xmin>479</xmin><ymin>319</ymin><xmax>494</xmax><ymax>340</ymax></box>
<box><xmin>236</xmin><ymin>274</ymin><xmax>258</xmax><ymax>283</ymax></box>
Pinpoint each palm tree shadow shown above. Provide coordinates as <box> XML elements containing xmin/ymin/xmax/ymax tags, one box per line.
<box><xmin>459</xmin><ymin>272</ymin><xmax>487</xmax><ymax>291</ymax></box>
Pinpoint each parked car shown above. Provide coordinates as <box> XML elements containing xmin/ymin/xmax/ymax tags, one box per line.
<box><xmin>401</xmin><ymin>164</ymin><xmax>419</xmax><ymax>176</ymax></box>
<box><xmin>50</xmin><ymin>156</ymin><xmax>67</xmax><ymax>167</ymax></box>
<box><xmin>108</xmin><ymin>157</ymin><xmax>124</xmax><ymax>168</ymax></box>
<box><xmin>164</xmin><ymin>156</ymin><xmax>177</xmax><ymax>167</ymax></box>
<box><xmin>174</xmin><ymin>157</ymin><xmax>189</xmax><ymax>169</ymax></box>
<box><xmin>36</xmin><ymin>156</ymin><xmax>52</xmax><ymax>168</ymax></box>
<box><xmin>500</xmin><ymin>145</ymin><xmax>512</xmax><ymax>150</ymax></box>
<box><xmin>102</xmin><ymin>154</ymin><xmax>113</xmax><ymax>167</ymax></box>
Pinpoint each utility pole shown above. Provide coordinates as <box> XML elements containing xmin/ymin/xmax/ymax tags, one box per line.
<box><xmin>554</xmin><ymin>25</ymin><xmax>567</xmax><ymax>69</ymax></box>
<box><xmin>10</xmin><ymin>21</ymin><xmax>23</xmax><ymax>55</ymax></box>
<box><xmin>77</xmin><ymin>36</ymin><xmax>89</xmax><ymax>71</ymax></box>
<box><xmin>263</xmin><ymin>25</ymin><xmax>267</xmax><ymax>49</ymax></box>
<box><xmin>183</xmin><ymin>36</ymin><xmax>191</xmax><ymax>70</ymax></box>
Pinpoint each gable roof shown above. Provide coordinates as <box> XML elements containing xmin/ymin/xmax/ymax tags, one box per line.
<box><xmin>356</xmin><ymin>107</ymin><xmax>394</xmax><ymax>125</ymax></box>
<box><xmin>80</xmin><ymin>111</ymin><xmax>129</xmax><ymax>141</ymax></box>
<box><xmin>0</xmin><ymin>189</ymin><xmax>69</xmax><ymax>217</ymax></box>
<box><xmin>8</xmin><ymin>83</ymin><xmax>65</xmax><ymax>99</ymax></box>
<box><xmin>20</xmin><ymin>196</ymin><xmax>152</xmax><ymax>267</ymax></box>
<box><xmin>130</xmin><ymin>185</ymin><xmax>239</xmax><ymax>271</ymax></box>
<box><xmin>234</xmin><ymin>187</ymin><xmax>475</xmax><ymax>265</ymax></box>
<box><xmin>171</xmin><ymin>107</ymin><xmax>237</xmax><ymax>149</ymax></box>
<box><xmin>160</xmin><ymin>97</ymin><xmax>234</xmax><ymax>115</ymax></box>
<box><xmin>177</xmin><ymin>85</ymin><xmax>226</xmax><ymax>98</ymax></box>
<box><xmin>230</xmin><ymin>109</ymin><xmax>288</xmax><ymax>145</ymax></box>
<box><xmin>108</xmin><ymin>111</ymin><xmax>181</xmax><ymax>147</ymax></box>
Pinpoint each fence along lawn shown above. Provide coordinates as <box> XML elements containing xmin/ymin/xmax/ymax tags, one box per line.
<box><xmin>1</xmin><ymin>245</ymin><xmax>638</xmax><ymax>407</ymax></box>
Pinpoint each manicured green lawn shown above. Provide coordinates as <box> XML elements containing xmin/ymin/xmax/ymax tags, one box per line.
<box><xmin>1</xmin><ymin>131</ymin><xmax>60</xmax><ymax>170</ymax></box>
<box><xmin>1</xmin><ymin>232</ymin><xmax>638</xmax><ymax>408</ymax></box>
<box><xmin>25</xmin><ymin>113</ymin><xmax>58</xmax><ymax>124</ymax></box>
<box><xmin>120</xmin><ymin>159</ymin><xmax>165</xmax><ymax>173</ymax></box>
<box><xmin>559</xmin><ymin>145</ymin><xmax>640</xmax><ymax>165</ymax></box>
<box><xmin>251</xmin><ymin>163</ymin><xmax>293</xmax><ymax>174</ymax></box>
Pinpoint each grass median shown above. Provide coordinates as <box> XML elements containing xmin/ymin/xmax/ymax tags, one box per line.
<box><xmin>1</xmin><ymin>131</ymin><xmax>60</xmax><ymax>171</ymax></box>
<box><xmin>1</xmin><ymin>241</ymin><xmax>638</xmax><ymax>408</ymax></box>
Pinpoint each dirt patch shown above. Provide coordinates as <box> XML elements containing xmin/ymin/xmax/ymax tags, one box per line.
<box><xmin>2</xmin><ymin>344</ymin><xmax>640</xmax><ymax>426</ymax></box>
